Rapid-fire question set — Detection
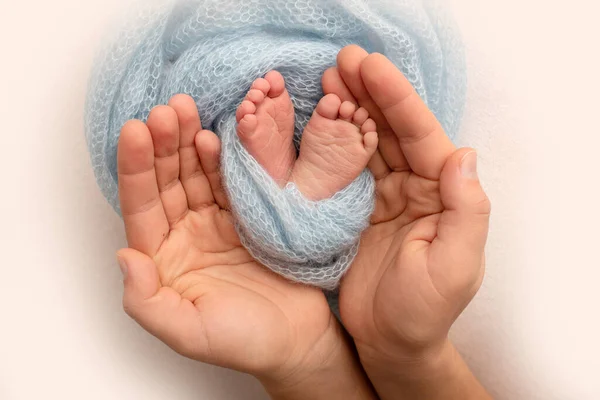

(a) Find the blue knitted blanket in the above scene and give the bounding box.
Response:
[85,0,465,290]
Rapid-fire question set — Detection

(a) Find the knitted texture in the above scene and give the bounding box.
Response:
[85,0,465,290]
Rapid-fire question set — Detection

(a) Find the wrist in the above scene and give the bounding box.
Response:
[258,316,377,400]
[358,337,454,380]
[357,336,451,377]
[357,339,491,400]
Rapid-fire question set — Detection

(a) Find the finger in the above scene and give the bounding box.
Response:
[146,105,188,225]
[117,248,209,360]
[118,120,169,256]
[429,149,491,297]
[336,45,409,172]
[367,148,391,180]
[360,53,456,180]
[167,94,216,210]
[322,67,356,103]
[195,130,229,210]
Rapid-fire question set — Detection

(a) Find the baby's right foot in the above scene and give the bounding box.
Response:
[236,71,296,185]
[290,94,378,201]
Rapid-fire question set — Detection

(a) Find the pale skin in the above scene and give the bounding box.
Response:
[236,70,378,200]
[116,45,492,399]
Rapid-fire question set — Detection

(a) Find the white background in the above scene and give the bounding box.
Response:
[0,0,598,399]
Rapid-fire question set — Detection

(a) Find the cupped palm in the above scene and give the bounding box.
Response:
[117,94,333,377]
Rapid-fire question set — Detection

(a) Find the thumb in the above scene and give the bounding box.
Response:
[438,148,491,253]
[428,149,491,299]
[116,248,208,359]
[117,248,161,305]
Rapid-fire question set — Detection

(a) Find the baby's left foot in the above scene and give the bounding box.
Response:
[236,71,296,185]
[290,94,378,200]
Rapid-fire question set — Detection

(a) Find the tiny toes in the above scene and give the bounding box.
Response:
[236,100,256,122]
[339,101,357,121]
[315,94,342,120]
[246,89,266,104]
[353,107,369,126]
[238,114,258,137]
[363,131,379,154]
[361,118,377,135]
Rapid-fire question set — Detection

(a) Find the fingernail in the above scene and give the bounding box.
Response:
[460,151,478,180]
[117,255,128,279]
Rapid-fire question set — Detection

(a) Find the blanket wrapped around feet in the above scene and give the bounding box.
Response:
[85,0,465,290]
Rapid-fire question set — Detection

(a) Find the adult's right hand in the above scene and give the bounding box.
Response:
[323,45,492,399]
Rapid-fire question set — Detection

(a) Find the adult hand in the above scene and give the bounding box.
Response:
[115,95,374,399]
[323,45,492,399]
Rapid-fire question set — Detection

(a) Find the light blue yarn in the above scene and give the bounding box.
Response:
[85,0,466,290]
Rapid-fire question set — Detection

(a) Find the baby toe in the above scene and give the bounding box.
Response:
[361,118,377,135]
[236,100,257,123]
[353,107,370,126]
[363,131,379,155]
[251,77,271,96]
[265,70,286,97]
[339,101,357,121]
[246,89,266,104]
[237,114,258,138]
[315,94,342,120]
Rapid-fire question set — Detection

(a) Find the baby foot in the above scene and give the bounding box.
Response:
[290,94,378,200]
[236,71,296,185]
